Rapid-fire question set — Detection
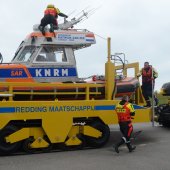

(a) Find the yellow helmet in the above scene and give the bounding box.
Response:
[47,4,55,8]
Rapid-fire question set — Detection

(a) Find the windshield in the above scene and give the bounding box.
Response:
[16,46,36,62]
[35,46,67,63]
[12,41,24,61]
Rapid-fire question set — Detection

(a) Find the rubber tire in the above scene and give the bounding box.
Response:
[85,121,110,148]
[0,125,21,155]
[162,121,170,128]
[22,138,37,154]
[42,136,53,153]
[23,137,52,154]
[59,134,86,151]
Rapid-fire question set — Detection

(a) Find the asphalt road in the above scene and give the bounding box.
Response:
[0,123,170,170]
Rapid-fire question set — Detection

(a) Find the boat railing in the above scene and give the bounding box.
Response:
[0,82,105,101]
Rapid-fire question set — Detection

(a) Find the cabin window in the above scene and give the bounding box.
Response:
[12,41,24,61]
[16,46,36,62]
[35,46,67,63]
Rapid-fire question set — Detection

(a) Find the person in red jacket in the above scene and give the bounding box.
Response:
[114,95,136,153]
[39,4,68,35]
[137,62,158,107]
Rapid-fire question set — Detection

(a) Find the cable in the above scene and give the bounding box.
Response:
[94,33,107,41]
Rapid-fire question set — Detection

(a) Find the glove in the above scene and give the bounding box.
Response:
[130,112,135,116]
[137,73,141,77]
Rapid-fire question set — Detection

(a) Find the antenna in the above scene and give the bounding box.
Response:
[58,7,98,30]
[0,53,3,63]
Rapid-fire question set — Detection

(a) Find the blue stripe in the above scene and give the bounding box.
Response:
[0,105,145,114]
[0,68,27,78]
[94,105,145,111]
[0,68,77,79]
[28,68,77,78]
[86,39,94,42]
[0,107,15,113]
[133,105,145,109]
[94,105,115,111]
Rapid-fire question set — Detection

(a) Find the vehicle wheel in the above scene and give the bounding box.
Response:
[162,121,170,128]
[69,134,86,150]
[22,138,36,154]
[42,136,53,153]
[42,144,53,153]
[0,125,21,155]
[85,121,110,148]
[59,134,86,151]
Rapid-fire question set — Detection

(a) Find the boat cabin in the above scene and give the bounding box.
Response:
[0,25,96,83]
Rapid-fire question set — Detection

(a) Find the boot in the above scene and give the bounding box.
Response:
[42,28,45,35]
[114,139,125,153]
[126,142,136,152]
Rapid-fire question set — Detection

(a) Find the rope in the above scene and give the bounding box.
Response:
[94,33,107,41]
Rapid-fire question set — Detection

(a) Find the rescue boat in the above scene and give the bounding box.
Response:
[85,75,139,97]
[0,16,139,100]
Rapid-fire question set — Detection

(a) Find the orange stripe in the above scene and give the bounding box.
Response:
[27,31,95,38]
[6,78,34,82]
[86,33,95,37]
[128,126,133,137]
[0,64,25,68]
[27,32,56,38]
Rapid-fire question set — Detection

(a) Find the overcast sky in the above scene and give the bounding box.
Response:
[0,0,170,90]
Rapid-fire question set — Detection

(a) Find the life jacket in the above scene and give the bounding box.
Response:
[142,67,152,83]
[116,102,131,122]
[44,8,57,17]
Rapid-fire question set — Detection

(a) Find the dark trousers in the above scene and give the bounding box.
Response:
[142,83,158,105]
[114,121,135,153]
[141,83,153,101]
[40,14,58,28]
[119,121,133,142]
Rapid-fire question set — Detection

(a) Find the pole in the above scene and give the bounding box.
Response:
[151,65,155,127]
[107,37,111,63]
[105,37,115,100]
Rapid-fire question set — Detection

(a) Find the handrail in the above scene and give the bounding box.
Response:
[114,62,139,77]
[0,82,104,88]
[0,82,104,101]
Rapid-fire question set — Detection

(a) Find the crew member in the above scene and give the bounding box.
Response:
[114,95,136,153]
[39,4,68,35]
[137,62,158,107]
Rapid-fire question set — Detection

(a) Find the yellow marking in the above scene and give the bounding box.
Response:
[116,109,126,113]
